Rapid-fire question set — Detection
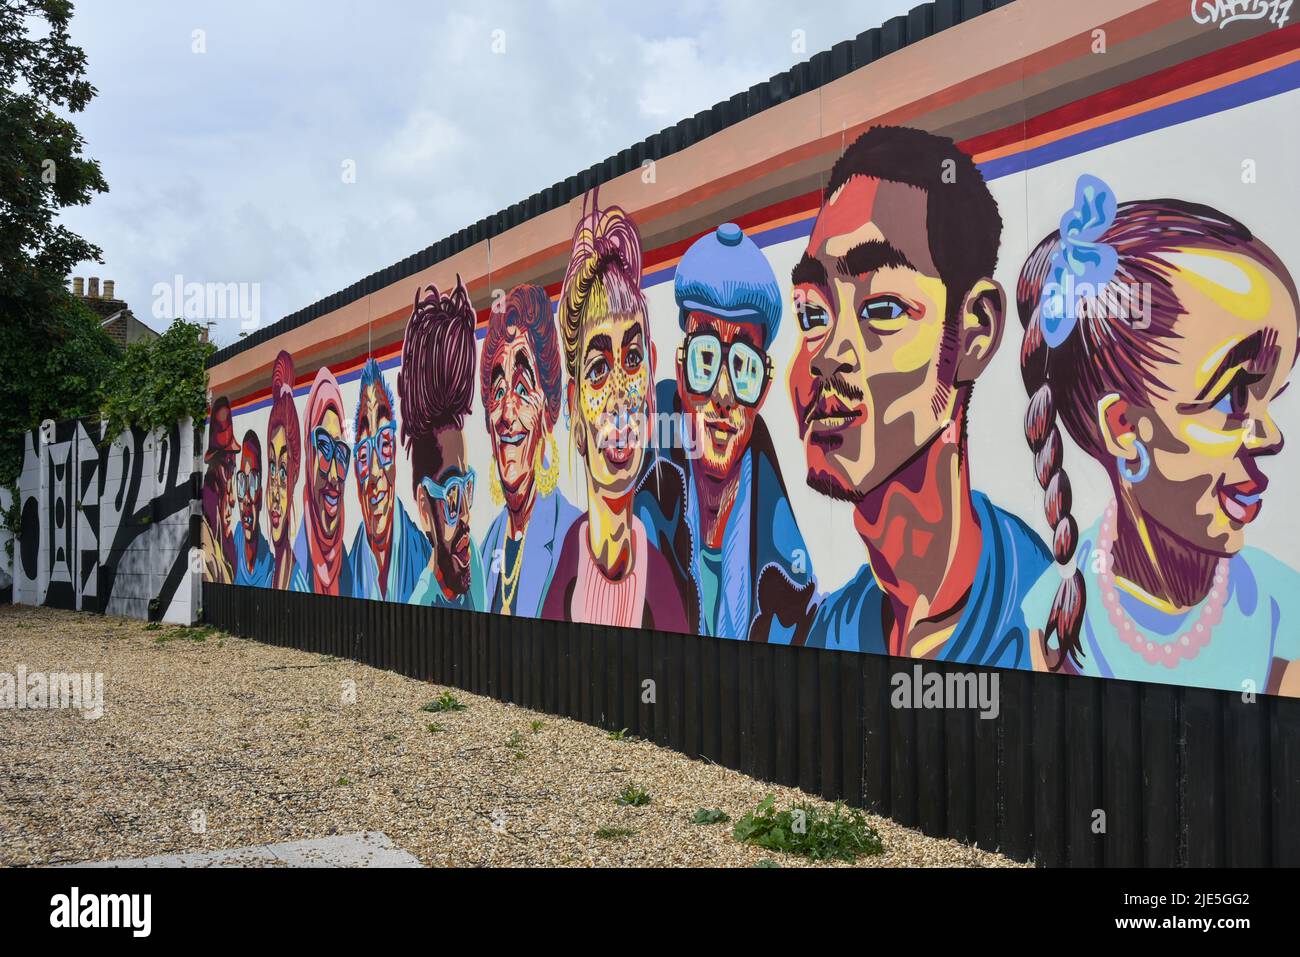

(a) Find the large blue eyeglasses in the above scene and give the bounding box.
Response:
[420,468,476,526]
[354,422,396,480]
[679,333,771,407]
[312,426,351,476]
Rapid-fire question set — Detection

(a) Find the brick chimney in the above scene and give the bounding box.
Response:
[88,277,100,299]
[72,277,84,297]
[103,279,116,300]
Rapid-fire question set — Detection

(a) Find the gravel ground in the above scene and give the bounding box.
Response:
[0,604,1024,868]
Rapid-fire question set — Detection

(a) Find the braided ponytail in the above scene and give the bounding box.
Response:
[1019,285,1084,669]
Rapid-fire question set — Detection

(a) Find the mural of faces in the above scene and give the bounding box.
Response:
[487,325,545,510]
[356,379,397,552]
[677,312,767,479]
[790,177,956,502]
[571,309,650,499]
[199,122,1300,700]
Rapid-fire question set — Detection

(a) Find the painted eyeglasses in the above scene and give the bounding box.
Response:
[420,468,476,526]
[312,426,351,476]
[234,470,261,499]
[354,422,396,480]
[681,332,770,407]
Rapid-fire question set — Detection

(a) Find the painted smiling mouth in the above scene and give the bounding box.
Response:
[498,431,527,446]
[1218,476,1266,524]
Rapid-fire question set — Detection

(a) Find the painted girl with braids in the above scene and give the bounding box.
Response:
[541,197,690,630]
[1019,174,1300,695]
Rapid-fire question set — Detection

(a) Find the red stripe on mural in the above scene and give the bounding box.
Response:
[963,23,1300,157]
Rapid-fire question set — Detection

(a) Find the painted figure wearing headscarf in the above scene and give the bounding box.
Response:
[292,365,352,596]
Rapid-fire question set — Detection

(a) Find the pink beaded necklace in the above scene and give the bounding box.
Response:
[1094,501,1229,668]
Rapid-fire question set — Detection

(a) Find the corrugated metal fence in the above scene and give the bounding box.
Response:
[203,581,1300,866]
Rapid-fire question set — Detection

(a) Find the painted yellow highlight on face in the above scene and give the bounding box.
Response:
[1164,248,1273,324]
[889,275,947,374]
[1181,421,1243,457]
[1196,336,1244,394]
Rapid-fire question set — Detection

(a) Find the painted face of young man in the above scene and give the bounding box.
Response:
[1101,250,1298,557]
[417,428,473,596]
[266,426,292,549]
[237,444,262,540]
[676,313,767,479]
[309,406,347,539]
[790,177,958,502]
[570,310,651,499]
[488,326,545,510]
[355,381,396,552]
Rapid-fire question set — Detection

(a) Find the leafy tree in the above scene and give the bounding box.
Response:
[0,0,107,307]
[0,290,117,484]
[100,320,216,443]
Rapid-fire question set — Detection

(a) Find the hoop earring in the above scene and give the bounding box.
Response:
[1118,440,1150,484]
[535,431,559,497]
[489,462,505,506]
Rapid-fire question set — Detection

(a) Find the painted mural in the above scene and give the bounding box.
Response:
[202,13,1300,699]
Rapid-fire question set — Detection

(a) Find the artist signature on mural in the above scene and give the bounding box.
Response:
[1191,0,1292,29]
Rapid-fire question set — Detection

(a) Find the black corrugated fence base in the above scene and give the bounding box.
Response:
[202,582,1299,867]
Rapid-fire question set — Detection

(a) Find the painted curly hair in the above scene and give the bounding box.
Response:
[397,275,477,488]
[479,284,564,433]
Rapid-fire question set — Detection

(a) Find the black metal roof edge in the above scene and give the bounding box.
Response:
[207,0,1014,371]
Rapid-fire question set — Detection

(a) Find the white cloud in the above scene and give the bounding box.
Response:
[58,0,920,348]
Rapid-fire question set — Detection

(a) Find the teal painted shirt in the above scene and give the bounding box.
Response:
[1021,513,1300,693]
[409,544,485,611]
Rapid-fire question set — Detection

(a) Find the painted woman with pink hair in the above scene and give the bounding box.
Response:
[291,364,352,596]
[265,350,302,589]
[1018,174,1300,695]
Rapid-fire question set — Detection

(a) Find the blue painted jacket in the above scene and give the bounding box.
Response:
[232,522,274,588]
[479,488,581,617]
[799,492,1051,667]
[635,378,812,640]
[348,498,430,603]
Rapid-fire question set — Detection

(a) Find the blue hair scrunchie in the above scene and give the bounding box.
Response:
[1039,173,1119,348]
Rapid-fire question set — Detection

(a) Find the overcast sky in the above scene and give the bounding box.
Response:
[60,0,918,347]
